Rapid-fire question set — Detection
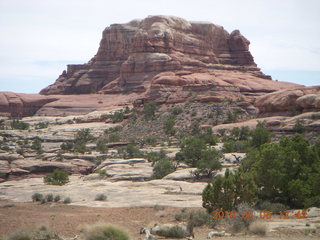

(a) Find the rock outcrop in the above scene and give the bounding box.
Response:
[0,92,58,117]
[40,15,300,104]
[255,86,320,115]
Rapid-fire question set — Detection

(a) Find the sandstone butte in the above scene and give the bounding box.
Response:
[1,15,319,117]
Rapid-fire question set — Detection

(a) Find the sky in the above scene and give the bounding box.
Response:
[0,0,319,93]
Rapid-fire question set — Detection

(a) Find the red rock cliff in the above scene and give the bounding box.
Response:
[40,15,284,97]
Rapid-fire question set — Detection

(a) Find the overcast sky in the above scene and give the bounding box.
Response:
[0,0,319,93]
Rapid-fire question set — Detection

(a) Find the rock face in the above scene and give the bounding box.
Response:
[0,92,57,117]
[40,15,300,103]
[255,86,320,115]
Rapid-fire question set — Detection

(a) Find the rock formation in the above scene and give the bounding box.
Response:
[40,15,300,105]
[0,92,58,117]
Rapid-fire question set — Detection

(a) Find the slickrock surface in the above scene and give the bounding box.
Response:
[0,176,206,208]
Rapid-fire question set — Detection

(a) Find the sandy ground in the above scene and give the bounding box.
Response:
[0,201,319,240]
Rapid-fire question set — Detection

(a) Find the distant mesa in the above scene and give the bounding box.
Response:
[39,15,299,101]
[2,16,316,117]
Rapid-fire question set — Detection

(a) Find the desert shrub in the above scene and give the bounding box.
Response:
[83,224,129,240]
[125,144,143,158]
[32,193,44,202]
[63,197,71,204]
[31,137,42,153]
[35,122,49,129]
[95,194,107,201]
[170,106,183,115]
[153,204,165,211]
[10,119,29,130]
[175,210,189,222]
[250,122,272,148]
[146,150,166,164]
[249,221,267,236]
[222,140,249,153]
[258,201,289,213]
[152,159,175,179]
[104,126,122,134]
[164,114,176,136]
[227,203,256,233]
[73,141,88,153]
[311,113,320,120]
[75,129,94,142]
[144,136,158,146]
[250,134,320,208]
[96,139,108,153]
[195,149,222,178]
[54,195,61,202]
[106,110,124,123]
[108,134,120,142]
[43,169,69,186]
[191,210,213,227]
[178,137,206,167]
[16,148,24,155]
[8,227,54,240]
[144,102,157,120]
[202,169,257,212]
[199,128,218,146]
[45,194,54,202]
[158,225,187,238]
[95,169,107,175]
[293,119,306,133]
[60,141,73,151]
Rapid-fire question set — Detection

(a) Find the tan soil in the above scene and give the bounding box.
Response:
[0,201,319,240]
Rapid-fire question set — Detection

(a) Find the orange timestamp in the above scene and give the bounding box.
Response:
[212,210,308,220]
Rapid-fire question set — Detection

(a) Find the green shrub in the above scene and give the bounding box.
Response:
[109,134,120,142]
[146,150,167,164]
[158,225,187,238]
[8,227,54,240]
[104,126,122,134]
[293,119,306,133]
[258,201,289,213]
[191,210,214,227]
[54,195,61,202]
[60,141,73,151]
[96,139,108,153]
[311,113,320,120]
[43,169,69,186]
[152,159,175,179]
[144,136,158,146]
[95,169,107,175]
[125,144,143,158]
[31,137,42,153]
[75,129,94,142]
[144,102,157,120]
[222,140,249,153]
[35,122,49,129]
[164,114,176,136]
[10,119,29,130]
[63,197,71,204]
[83,224,129,240]
[74,141,88,153]
[32,193,44,202]
[106,111,124,123]
[95,194,107,201]
[45,194,54,202]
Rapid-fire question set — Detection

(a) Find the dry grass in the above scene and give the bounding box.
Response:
[249,221,268,236]
[81,223,129,240]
